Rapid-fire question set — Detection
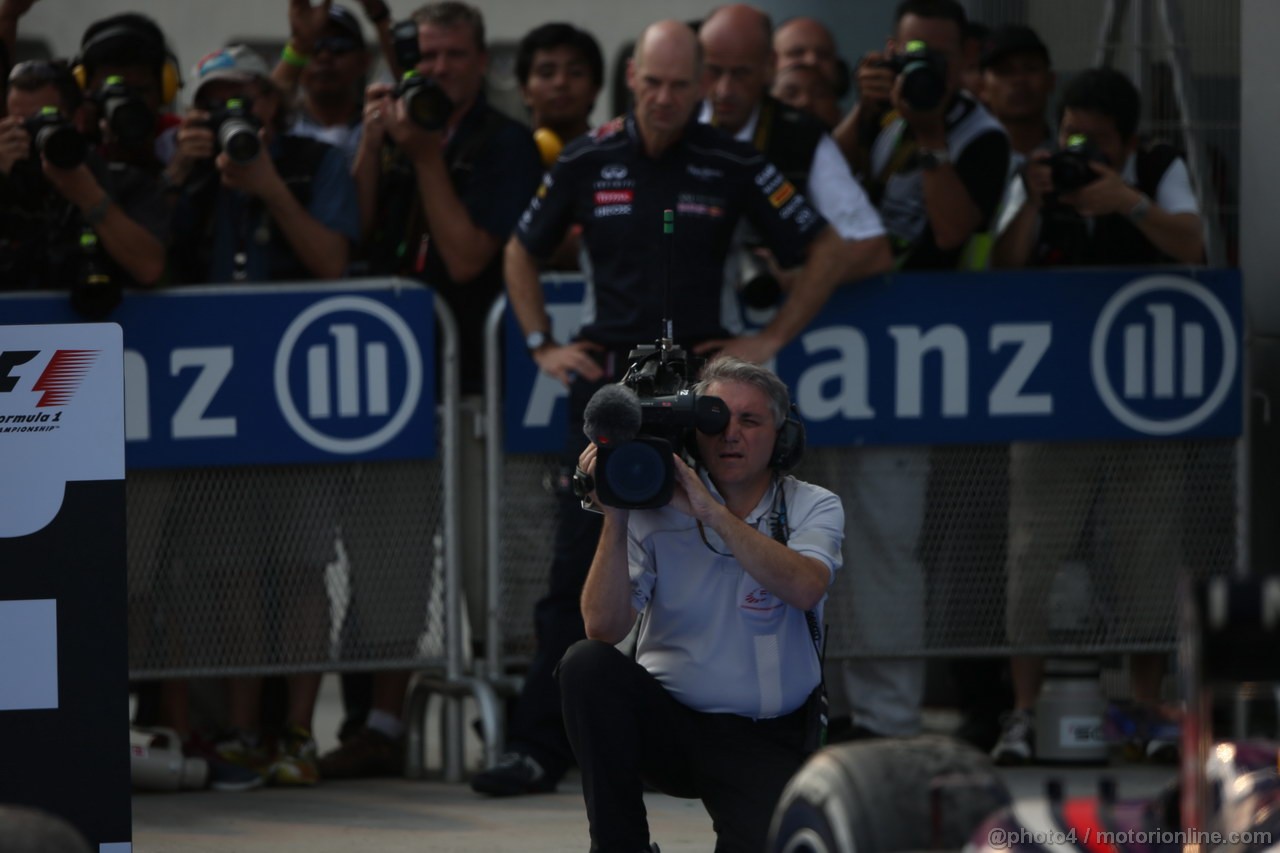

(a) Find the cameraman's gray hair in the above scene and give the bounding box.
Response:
[694,356,789,428]
[412,1,486,51]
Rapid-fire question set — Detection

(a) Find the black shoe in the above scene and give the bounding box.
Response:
[469,751,558,796]
[827,717,884,744]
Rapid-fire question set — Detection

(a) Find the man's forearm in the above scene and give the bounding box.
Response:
[757,226,848,355]
[414,151,500,283]
[921,163,982,250]
[991,202,1038,269]
[703,505,829,611]
[1136,208,1204,264]
[260,184,349,279]
[504,238,550,336]
[580,513,637,644]
[92,203,166,285]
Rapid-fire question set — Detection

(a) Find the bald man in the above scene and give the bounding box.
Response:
[774,16,844,90]
[698,3,888,330]
[482,19,850,804]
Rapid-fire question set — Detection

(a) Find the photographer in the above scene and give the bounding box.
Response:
[992,66,1204,268]
[0,59,166,306]
[477,19,847,798]
[989,66,1203,766]
[561,356,844,853]
[166,45,357,283]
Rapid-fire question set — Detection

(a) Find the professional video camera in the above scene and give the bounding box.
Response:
[878,40,948,112]
[576,341,730,510]
[24,106,87,170]
[1048,133,1108,194]
[205,98,262,164]
[390,19,454,131]
[94,75,154,149]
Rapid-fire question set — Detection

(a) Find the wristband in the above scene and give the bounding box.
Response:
[82,195,111,226]
[1127,193,1152,224]
[281,42,311,68]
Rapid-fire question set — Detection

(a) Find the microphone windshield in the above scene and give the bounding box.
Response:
[584,383,642,446]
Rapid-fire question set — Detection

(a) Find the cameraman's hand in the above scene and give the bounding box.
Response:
[669,453,720,524]
[576,443,625,519]
[1021,149,1054,210]
[42,161,100,209]
[856,51,894,106]
[286,0,331,55]
[361,83,394,144]
[387,95,446,164]
[892,73,946,142]
[217,129,287,200]
[1060,160,1141,219]
[534,340,604,386]
[168,109,215,187]
[693,333,781,366]
[0,117,30,176]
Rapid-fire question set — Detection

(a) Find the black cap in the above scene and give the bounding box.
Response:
[326,5,366,49]
[980,24,1050,70]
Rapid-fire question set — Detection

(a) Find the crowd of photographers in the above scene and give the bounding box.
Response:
[0,0,1205,823]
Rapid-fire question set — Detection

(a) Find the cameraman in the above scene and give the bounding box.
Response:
[562,356,844,853]
[479,19,847,798]
[992,66,1204,268]
[166,45,357,283]
[0,60,166,299]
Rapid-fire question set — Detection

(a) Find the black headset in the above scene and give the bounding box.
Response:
[72,15,182,105]
[686,403,806,472]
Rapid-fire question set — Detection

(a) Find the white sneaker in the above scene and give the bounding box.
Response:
[991,710,1034,765]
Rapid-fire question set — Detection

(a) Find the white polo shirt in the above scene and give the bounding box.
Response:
[627,473,844,720]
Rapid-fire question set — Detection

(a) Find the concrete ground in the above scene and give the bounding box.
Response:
[128,676,1180,852]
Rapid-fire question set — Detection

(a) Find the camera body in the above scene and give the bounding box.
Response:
[24,107,87,170]
[206,98,262,164]
[590,344,729,510]
[95,75,154,149]
[391,19,454,131]
[880,40,948,112]
[1047,134,1108,195]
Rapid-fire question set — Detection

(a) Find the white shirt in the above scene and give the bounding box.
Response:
[627,473,844,719]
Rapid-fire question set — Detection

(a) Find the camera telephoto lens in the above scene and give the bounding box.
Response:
[34,123,87,170]
[399,75,453,131]
[219,120,261,164]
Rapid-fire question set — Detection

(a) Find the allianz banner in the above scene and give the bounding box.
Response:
[1,280,436,468]
[504,269,1243,452]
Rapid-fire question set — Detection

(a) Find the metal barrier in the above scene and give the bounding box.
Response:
[3,280,497,782]
[483,269,1245,679]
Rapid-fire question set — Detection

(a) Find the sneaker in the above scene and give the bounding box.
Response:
[469,750,558,796]
[1105,702,1179,764]
[210,731,270,791]
[184,733,264,792]
[317,726,404,779]
[271,725,320,786]
[991,710,1034,765]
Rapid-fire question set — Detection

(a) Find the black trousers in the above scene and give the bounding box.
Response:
[559,639,810,853]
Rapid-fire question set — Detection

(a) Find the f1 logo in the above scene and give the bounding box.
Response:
[1090,275,1237,435]
[0,351,36,393]
[274,296,424,454]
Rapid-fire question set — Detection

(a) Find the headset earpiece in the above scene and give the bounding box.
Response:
[160,51,182,105]
[770,405,806,471]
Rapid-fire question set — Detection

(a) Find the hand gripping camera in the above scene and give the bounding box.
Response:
[578,343,730,510]
[391,19,454,131]
[24,106,87,170]
[206,98,262,164]
[1047,133,1108,194]
[880,39,948,112]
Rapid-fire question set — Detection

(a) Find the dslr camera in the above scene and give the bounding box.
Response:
[580,343,729,510]
[24,106,87,170]
[94,75,154,149]
[206,98,262,164]
[1047,133,1108,194]
[879,40,948,111]
[391,19,454,131]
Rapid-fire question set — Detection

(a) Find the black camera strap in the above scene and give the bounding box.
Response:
[767,479,826,669]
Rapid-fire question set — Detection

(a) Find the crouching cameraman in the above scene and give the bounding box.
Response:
[992,66,1204,268]
[561,356,845,853]
[0,60,166,314]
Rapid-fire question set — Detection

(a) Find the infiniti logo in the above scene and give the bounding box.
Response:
[601,164,627,180]
[1090,275,1237,435]
[274,296,423,453]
